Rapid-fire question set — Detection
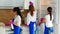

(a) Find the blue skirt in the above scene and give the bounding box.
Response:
[44,26,54,34]
[13,25,22,34]
[29,21,36,34]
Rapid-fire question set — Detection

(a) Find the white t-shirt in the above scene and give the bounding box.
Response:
[45,14,53,27]
[14,15,21,27]
[27,11,37,25]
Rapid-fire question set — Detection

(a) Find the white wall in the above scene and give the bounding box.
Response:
[0,0,24,6]
[0,0,24,9]
[58,0,60,34]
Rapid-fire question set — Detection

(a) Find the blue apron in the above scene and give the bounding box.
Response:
[44,24,54,34]
[29,21,36,34]
[13,25,22,34]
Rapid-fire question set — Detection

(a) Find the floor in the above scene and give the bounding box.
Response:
[0,23,58,34]
[0,26,13,34]
[5,26,13,34]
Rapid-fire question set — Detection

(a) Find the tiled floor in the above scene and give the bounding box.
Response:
[0,24,58,34]
[0,26,5,34]
[5,26,13,34]
[0,26,13,34]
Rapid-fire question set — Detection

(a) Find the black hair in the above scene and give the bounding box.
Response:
[29,5,34,10]
[13,7,22,18]
[47,7,52,20]
[29,5,35,16]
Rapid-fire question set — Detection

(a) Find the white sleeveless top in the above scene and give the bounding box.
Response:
[45,14,53,27]
[14,15,21,27]
[27,11,37,25]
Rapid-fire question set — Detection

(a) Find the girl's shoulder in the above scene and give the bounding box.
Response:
[27,12,30,16]
[34,10,37,13]
[15,15,21,19]
[45,14,50,18]
[45,14,49,16]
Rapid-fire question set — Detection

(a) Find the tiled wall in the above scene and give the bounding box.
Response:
[0,9,14,24]
[0,9,29,24]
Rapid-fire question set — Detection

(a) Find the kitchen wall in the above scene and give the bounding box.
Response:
[0,9,13,24]
[0,9,29,25]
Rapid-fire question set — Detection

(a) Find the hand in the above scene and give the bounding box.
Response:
[25,24,29,27]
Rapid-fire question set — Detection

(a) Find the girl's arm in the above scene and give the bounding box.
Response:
[38,18,46,25]
[27,13,30,26]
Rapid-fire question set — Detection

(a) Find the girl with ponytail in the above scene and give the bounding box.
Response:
[13,7,22,34]
[44,7,54,34]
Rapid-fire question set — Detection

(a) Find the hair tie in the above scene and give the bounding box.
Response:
[29,1,33,6]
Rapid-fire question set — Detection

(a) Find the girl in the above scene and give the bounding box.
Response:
[13,7,22,34]
[27,2,37,34]
[44,7,54,34]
